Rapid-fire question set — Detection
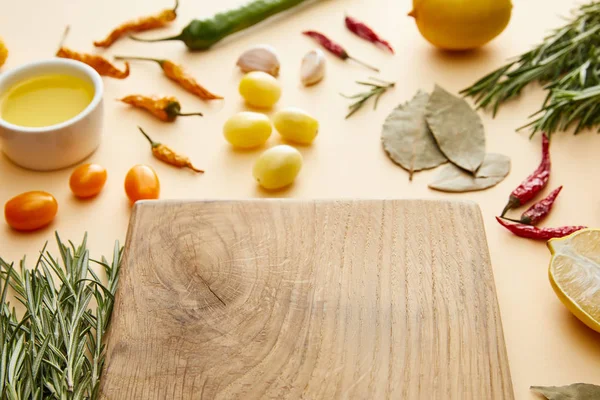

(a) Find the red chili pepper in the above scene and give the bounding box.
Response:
[501,134,550,217]
[303,30,379,72]
[496,217,585,241]
[345,16,394,54]
[503,186,563,225]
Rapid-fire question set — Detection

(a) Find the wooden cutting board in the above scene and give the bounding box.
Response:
[100,200,514,400]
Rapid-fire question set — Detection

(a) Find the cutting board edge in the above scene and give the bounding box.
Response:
[127,197,483,210]
[123,198,485,247]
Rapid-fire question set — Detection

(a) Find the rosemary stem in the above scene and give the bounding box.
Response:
[342,78,395,119]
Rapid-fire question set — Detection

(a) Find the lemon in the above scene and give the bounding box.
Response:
[409,0,512,50]
[548,228,600,333]
[0,37,8,68]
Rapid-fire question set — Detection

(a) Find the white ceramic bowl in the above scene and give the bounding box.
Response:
[0,59,103,171]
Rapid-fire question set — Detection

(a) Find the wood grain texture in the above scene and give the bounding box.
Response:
[100,199,514,400]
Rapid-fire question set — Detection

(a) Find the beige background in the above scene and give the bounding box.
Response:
[0,0,599,398]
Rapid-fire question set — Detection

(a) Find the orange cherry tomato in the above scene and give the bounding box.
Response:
[4,191,58,231]
[69,163,107,198]
[124,164,160,203]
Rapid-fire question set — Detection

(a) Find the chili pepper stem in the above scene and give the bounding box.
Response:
[500,196,520,217]
[172,0,179,13]
[138,126,159,148]
[498,216,523,224]
[57,26,71,52]
[129,34,183,43]
[114,56,164,65]
[177,112,204,117]
[347,55,379,72]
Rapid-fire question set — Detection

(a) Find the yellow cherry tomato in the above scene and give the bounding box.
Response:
[5,191,58,231]
[0,37,7,68]
[239,71,281,108]
[223,112,272,148]
[124,165,160,203]
[253,145,303,190]
[273,107,319,145]
[69,163,107,198]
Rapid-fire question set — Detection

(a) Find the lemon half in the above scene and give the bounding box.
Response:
[548,228,600,333]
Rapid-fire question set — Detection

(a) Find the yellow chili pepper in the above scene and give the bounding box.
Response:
[94,0,179,48]
[138,127,204,173]
[119,95,203,122]
[57,27,130,79]
[115,56,222,100]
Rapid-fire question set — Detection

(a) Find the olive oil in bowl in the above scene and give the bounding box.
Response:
[0,58,104,170]
[0,74,94,128]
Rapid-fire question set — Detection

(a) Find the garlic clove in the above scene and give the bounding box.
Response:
[301,49,326,86]
[237,45,280,77]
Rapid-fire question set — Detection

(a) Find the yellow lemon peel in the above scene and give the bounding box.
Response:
[409,0,512,50]
[548,228,600,333]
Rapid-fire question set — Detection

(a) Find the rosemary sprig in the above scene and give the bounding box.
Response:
[461,1,600,135]
[0,233,122,399]
[341,77,395,119]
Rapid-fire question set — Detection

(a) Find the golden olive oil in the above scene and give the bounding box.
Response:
[1,74,94,127]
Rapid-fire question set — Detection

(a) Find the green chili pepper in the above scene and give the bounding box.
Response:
[131,0,311,50]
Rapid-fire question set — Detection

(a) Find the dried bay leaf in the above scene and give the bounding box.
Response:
[381,91,447,179]
[531,383,600,400]
[426,84,486,173]
[428,153,510,192]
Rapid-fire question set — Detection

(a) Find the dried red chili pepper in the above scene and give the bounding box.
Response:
[56,27,130,79]
[94,0,179,48]
[504,186,563,225]
[500,134,550,217]
[496,217,585,241]
[302,31,379,72]
[344,16,394,54]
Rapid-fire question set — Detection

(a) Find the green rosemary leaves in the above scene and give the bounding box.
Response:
[341,77,395,119]
[461,1,600,136]
[0,233,121,399]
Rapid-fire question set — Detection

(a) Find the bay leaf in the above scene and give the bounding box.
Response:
[381,91,447,180]
[428,153,510,192]
[426,84,486,173]
[531,383,600,400]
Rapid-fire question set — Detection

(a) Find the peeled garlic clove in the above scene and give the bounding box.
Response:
[236,45,280,77]
[301,49,326,86]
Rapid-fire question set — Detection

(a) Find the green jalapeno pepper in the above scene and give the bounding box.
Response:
[132,0,311,50]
